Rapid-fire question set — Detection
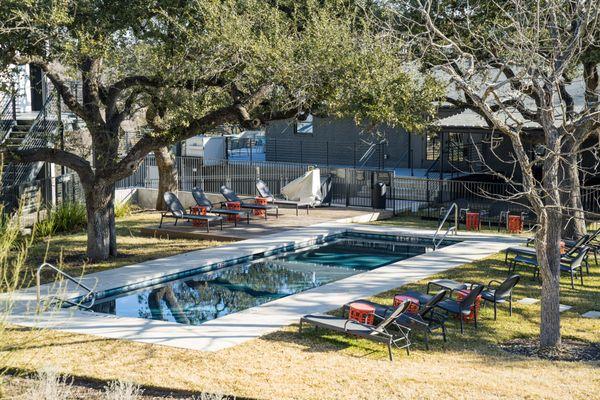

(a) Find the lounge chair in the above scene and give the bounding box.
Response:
[343,290,449,350]
[299,300,412,361]
[510,247,589,288]
[402,284,485,334]
[191,187,251,226]
[219,185,279,220]
[505,233,590,265]
[160,192,223,232]
[255,179,311,215]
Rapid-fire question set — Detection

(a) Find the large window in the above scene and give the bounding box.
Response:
[295,114,313,135]
[425,133,440,160]
[448,132,466,162]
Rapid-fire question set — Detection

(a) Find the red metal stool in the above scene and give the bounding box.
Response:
[393,294,420,314]
[456,289,482,322]
[254,197,267,217]
[466,212,480,231]
[189,205,208,227]
[507,215,523,233]
[226,201,241,223]
[348,302,375,325]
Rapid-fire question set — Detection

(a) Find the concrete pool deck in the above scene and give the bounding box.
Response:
[4,223,524,352]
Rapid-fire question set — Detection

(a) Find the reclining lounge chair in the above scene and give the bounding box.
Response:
[255,179,311,216]
[343,290,449,350]
[192,187,251,226]
[300,300,412,361]
[160,192,223,232]
[220,185,279,219]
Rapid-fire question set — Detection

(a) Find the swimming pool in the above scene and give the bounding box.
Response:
[89,233,459,325]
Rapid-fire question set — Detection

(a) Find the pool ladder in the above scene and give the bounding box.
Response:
[432,202,458,250]
[36,262,97,311]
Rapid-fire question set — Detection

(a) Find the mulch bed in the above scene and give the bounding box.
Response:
[499,338,600,362]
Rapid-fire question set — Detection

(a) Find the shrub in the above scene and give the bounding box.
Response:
[103,380,142,400]
[114,201,133,219]
[25,366,73,400]
[35,202,87,237]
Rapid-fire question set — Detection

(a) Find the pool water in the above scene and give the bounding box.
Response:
[90,234,453,325]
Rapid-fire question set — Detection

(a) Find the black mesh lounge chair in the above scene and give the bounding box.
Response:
[343,290,449,350]
[505,233,590,265]
[191,188,250,226]
[300,300,412,361]
[510,248,589,288]
[480,274,521,320]
[219,185,279,220]
[160,192,223,232]
[402,284,485,334]
[255,179,311,216]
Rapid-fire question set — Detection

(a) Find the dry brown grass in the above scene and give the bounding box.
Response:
[1,253,599,400]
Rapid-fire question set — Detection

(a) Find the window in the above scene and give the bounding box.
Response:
[295,114,313,135]
[448,132,466,162]
[425,133,440,160]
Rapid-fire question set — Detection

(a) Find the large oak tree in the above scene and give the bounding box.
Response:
[0,0,441,260]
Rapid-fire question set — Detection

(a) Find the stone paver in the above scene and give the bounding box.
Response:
[581,311,600,319]
[517,297,539,305]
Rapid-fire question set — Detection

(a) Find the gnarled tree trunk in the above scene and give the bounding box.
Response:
[154,146,179,211]
[562,140,587,239]
[84,181,117,261]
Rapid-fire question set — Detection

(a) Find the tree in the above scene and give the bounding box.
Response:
[154,146,178,211]
[0,0,441,260]
[390,0,600,348]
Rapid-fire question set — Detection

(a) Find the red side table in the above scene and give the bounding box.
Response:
[456,289,482,322]
[393,295,420,314]
[226,201,241,222]
[189,205,208,227]
[466,212,480,231]
[348,302,375,325]
[507,215,523,233]
[254,197,267,217]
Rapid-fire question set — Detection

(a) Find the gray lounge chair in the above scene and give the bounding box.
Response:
[191,187,251,226]
[219,185,278,219]
[299,300,412,361]
[403,284,485,334]
[343,289,449,350]
[510,247,589,288]
[255,179,310,216]
[160,192,223,232]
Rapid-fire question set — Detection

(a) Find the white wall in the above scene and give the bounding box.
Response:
[135,188,225,209]
[182,135,225,165]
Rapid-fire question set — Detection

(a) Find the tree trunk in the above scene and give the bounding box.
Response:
[84,181,117,262]
[154,146,179,211]
[536,209,562,349]
[562,142,587,239]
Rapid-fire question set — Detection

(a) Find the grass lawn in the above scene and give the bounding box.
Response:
[10,211,227,289]
[2,249,598,399]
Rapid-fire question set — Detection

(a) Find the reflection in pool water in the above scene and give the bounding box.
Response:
[91,235,449,325]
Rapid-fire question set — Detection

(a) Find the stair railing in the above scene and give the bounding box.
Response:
[0,94,16,144]
[36,262,97,311]
[432,202,458,250]
[2,92,59,187]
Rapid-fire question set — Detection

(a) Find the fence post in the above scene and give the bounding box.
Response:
[300,141,303,163]
[326,141,329,166]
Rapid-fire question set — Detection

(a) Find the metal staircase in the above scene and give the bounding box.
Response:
[1,93,60,212]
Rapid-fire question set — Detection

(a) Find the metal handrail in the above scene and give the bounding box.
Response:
[36,262,97,310]
[433,202,458,250]
[0,95,16,144]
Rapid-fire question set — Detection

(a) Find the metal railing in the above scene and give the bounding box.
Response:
[36,262,97,311]
[432,202,458,250]
[2,92,59,187]
[0,94,16,144]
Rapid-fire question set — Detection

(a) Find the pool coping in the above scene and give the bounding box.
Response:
[4,222,524,352]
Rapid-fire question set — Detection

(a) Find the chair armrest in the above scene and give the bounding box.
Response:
[486,279,503,289]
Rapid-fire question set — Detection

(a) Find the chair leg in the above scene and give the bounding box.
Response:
[388,342,393,361]
[493,302,497,320]
[442,324,447,342]
[206,221,210,233]
[424,332,430,350]
[570,271,575,289]
[474,308,478,329]
[509,295,513,316]
[580,268,584,286]
[460,315,464,334]
[159,214,164,228]
[174,218,178,226]
[299,320,303,333]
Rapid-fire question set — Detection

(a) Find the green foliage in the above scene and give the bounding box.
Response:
[35,202,87,238]
[114,201,134,219]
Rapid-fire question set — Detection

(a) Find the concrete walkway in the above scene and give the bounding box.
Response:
[5,222,523,352]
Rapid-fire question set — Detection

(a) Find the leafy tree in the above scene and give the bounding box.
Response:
[0,0,441,260]
[389,0,600,349]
